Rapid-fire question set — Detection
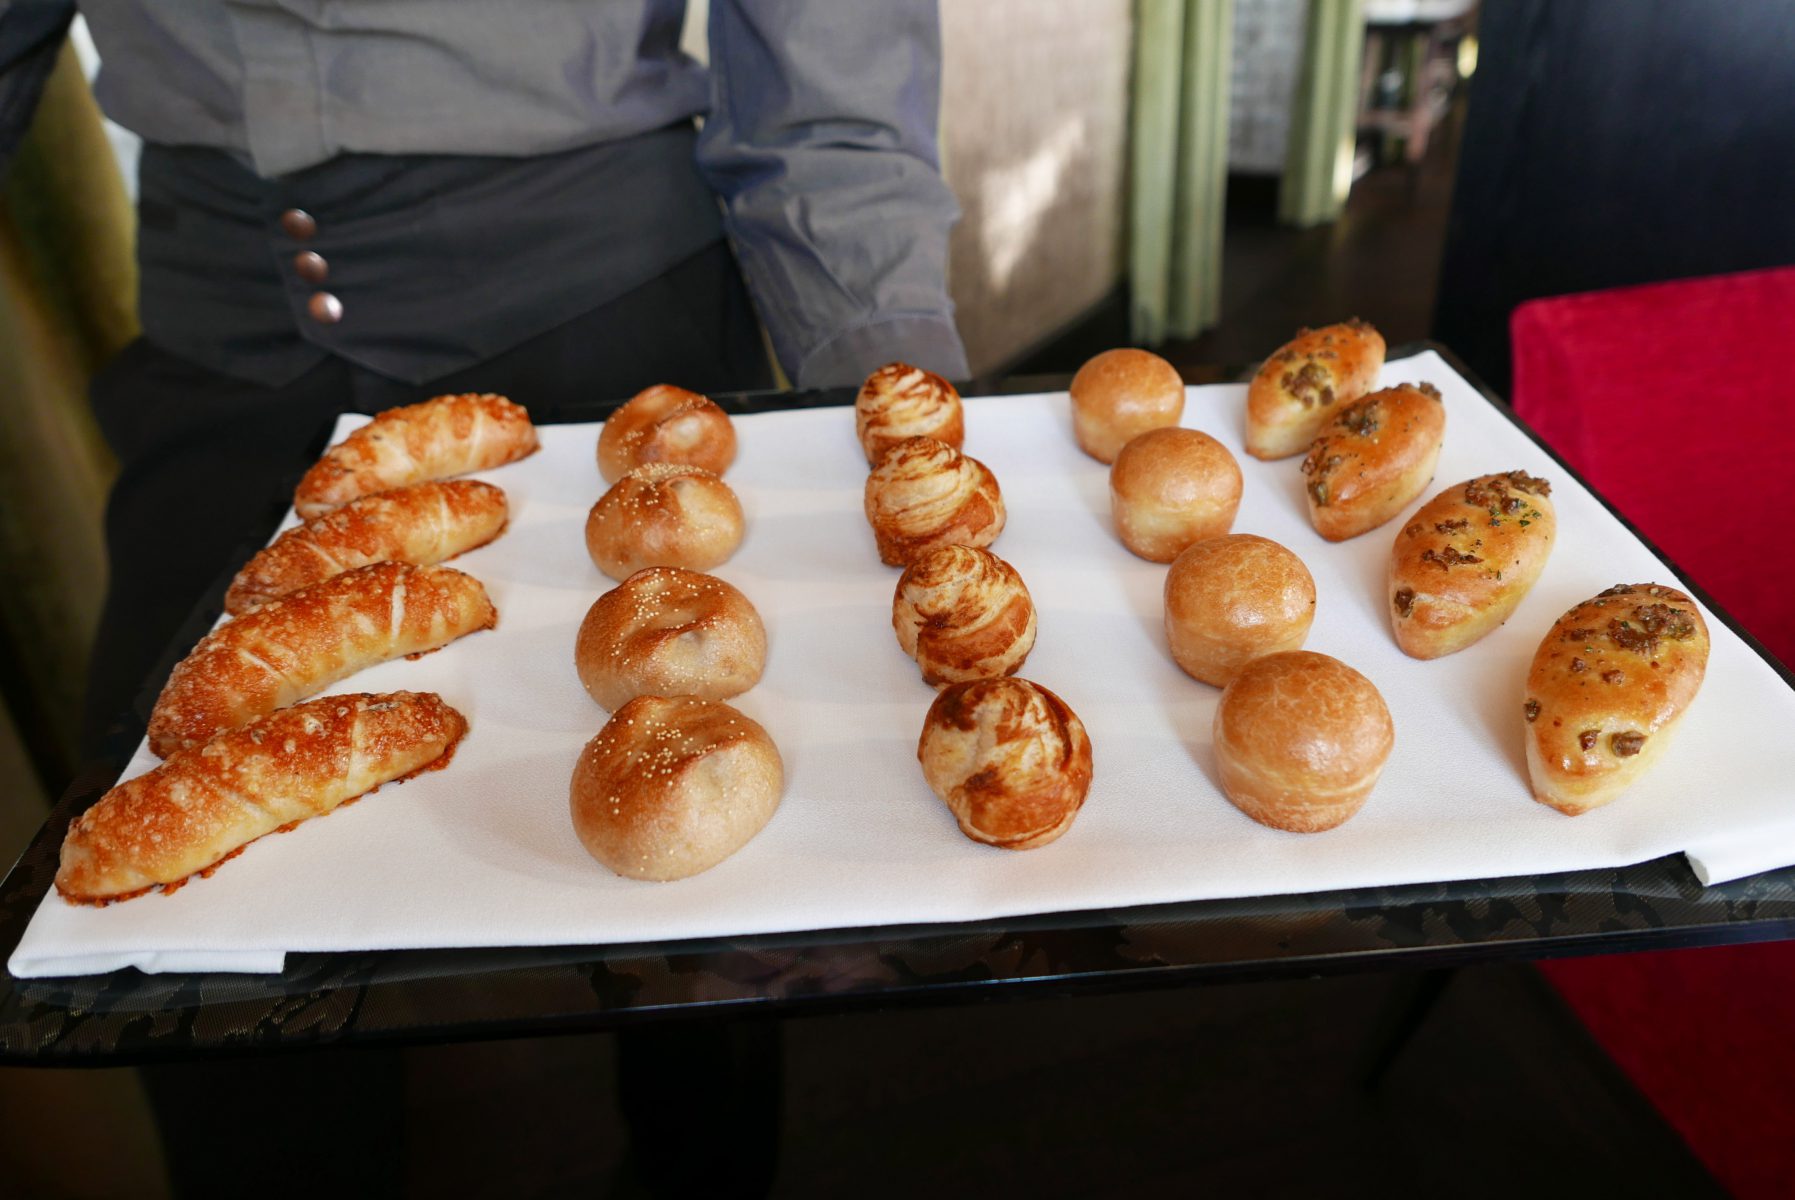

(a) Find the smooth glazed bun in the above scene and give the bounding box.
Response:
[1213,651,1394,832]
[570,695,783,881]
[1390,471,1556,659]
[893,545,1036,687]
[856,363,964,465]
[918,678,1092,850]
[597,384,737,484]
[575,567,767,711]
[1301,382,1446,542]
[1109,427,1243,562]
[1069,348,1185,463]
[1524,584,1708,815]
[864,437,1005,566]
[1245,320,1384,460]
[585,463,745,581]
[1164,534,1316,687]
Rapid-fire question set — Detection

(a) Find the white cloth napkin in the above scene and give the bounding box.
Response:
[13,350,1795,977]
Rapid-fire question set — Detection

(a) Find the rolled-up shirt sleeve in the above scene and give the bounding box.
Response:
[696,0,970,389]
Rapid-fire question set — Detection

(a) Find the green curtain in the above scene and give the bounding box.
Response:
[1279,0,1366,227]
[1129,0,1232,345]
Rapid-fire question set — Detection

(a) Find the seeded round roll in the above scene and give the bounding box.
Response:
[585,463,745,581]
[598,384,737,483]
[570,695,783,881]
[575,567,767,711]
[856,362,964,465]
[1164,534,1316,687]
[863,437,1005,566]
[1069,348,1185,463]
[1109,427,1242,562]
[892,545,1036,687]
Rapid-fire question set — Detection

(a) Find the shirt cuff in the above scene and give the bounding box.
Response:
[794,315,971,390]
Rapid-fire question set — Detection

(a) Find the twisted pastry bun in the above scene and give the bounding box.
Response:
[59,692,467,904]
[226,480,508,615]
[1164,534,1316,687]
[585,463,745,582]
[918,678,1093,850]
[1245,319,1384,460]
[294,392,537,518]
[856,362,964,464]
[1301,382,1446,542]
[1109,427,1242,562]
[571,695,783,881]
[148,562,495,758]
[1069,348,1185,463]
[863,437,1005,566]
[598,384,737,484]
[892,546,1036,687]
[575,567,767,711]
[1214,651,1394,832]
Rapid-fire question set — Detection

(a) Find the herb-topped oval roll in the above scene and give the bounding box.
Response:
[1300,382,1446,542]
[1245,319,1384,460]
[1388,471,1556,658]
[1524,584,1709,815]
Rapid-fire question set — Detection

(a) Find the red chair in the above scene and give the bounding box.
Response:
[1510,266,1795,1200]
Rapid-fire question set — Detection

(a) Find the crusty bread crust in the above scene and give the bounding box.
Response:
[1069,348,1185,464]
[226,480,508,615]
[1388,472,1555,659]
[1300,382,1446,542]
[892,545,1036,687]
[598,384,737,484]
[148,562,495,758]
[863,437,1005,566]
[856,363,964,465]
[1524,584,1708,814]
[1245,320,1385,460]
[58,692,467,903]
[294,393,537,519]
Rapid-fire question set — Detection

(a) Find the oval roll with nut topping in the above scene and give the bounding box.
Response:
[1389,471,1556,658]
[1524,584,1709,815]
[1301,382,1445,542]
[1246,320,1384,460]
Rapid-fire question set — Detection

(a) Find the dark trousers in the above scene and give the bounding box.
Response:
[82,239,772,759]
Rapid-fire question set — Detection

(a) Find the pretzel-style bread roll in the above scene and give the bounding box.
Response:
[856,363,964,465]
[864,437,1005,566]
[294,393,538,518]
[1524,584,1709,815]
[892,545,1037,687]
[598,384,737,483]
[1389,471,1555,659]
[58,692,467,904]
[1300,382,1446,541]
[225,480,509,615]
[148,562,496,758]
[1246,320,1384,460]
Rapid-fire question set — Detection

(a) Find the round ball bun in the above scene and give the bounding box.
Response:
[918,678,1092,850]
[893,545,1036,687]
[1069,348,1185,463]
[1164,534,1315,686]
[570,695,783,881]
[585,463,744,582]
[1213,651,1393,832]
[864,437,1005,566]
[575,567,767,711]
[1109,427,1243,562]
[856,363,964,464]
[598,385,737,484]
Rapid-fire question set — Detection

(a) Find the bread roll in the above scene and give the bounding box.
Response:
[570,695,783,881]
[1109,427,1242,562]
[575,567,766,711]
[147,562,495,758]
[294,393,538,518]
[1300,382,1446,542]
[1164,534,1316,686]
[856,362,964,465]
[1389,471,1556,659]
[918,678,1092,850]
[1245,320,1385,460]
[58,692,467,903]
[1069,348,1185,463]
[1213,651,1393,832]
[597,384,737,484]
[1524,584,1709,815]
[892,545,1036,687]
[585,463,745,582]
[225,480,509,615]
[864,437,1005,566]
